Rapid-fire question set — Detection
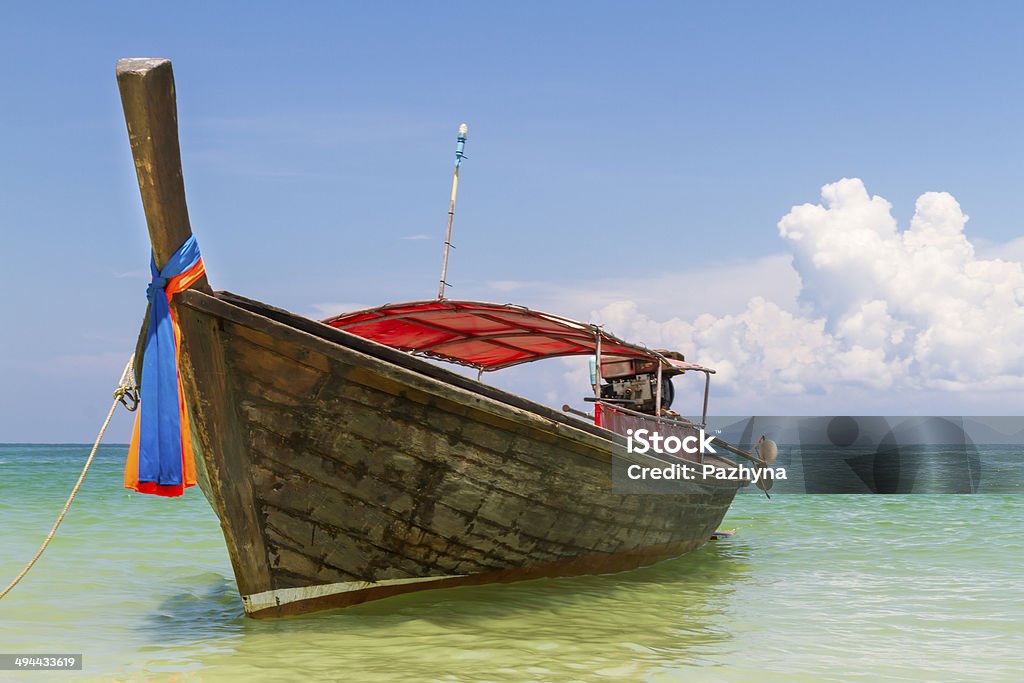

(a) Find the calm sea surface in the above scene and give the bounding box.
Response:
[1,444,1021,682]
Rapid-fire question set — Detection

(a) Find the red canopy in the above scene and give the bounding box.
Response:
[323,300,701,372]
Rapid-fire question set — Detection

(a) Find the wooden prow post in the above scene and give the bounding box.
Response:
[116,57,210,290]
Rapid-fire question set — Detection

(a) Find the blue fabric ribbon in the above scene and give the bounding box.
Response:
[138,235,202,486]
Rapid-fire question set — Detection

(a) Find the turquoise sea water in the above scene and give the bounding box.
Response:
[1,444,1021,682]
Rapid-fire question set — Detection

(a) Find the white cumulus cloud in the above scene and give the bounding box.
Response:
[589,178,1024,411]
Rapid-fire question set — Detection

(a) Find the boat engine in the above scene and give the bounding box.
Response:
[598,358,676,415]
[600,374,673,414]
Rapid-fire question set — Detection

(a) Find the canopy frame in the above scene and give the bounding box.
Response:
[323,299,714,375]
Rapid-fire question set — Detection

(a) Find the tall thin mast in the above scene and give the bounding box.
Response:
[437,123,468,299]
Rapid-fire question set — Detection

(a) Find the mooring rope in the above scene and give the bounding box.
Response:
[0,355,137,602]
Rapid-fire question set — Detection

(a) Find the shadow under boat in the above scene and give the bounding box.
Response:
[141,536,754,655]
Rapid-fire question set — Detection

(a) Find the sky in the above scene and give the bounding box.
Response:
[2,2,1023,441]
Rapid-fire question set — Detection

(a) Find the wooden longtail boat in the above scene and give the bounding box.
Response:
[116,58,771,618]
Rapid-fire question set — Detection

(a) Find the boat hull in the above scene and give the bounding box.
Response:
[173,290,743,618]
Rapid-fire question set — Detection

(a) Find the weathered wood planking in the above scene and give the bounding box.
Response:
[174,289,741,617]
